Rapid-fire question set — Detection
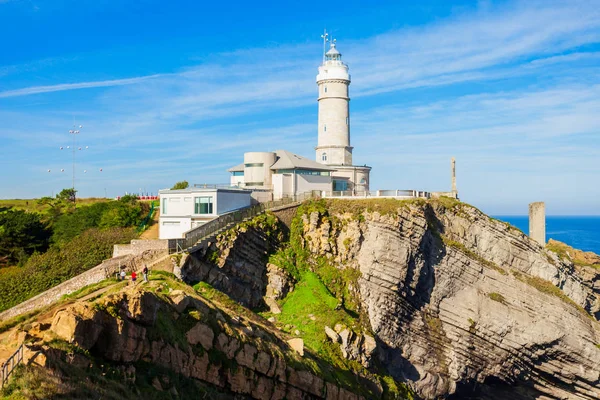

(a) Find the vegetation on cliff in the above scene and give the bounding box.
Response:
[0,194,150,312]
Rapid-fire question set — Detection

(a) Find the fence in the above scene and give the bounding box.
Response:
[137,201,156,233]
[168,192,317,253]
[323,189,431,198]
[1,343,24,388]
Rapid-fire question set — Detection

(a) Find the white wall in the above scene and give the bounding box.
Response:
[159,188,251,239]
[159,217,191,239]
[296,174,332,195]
[230,175,244,187]
[216,190,252,214]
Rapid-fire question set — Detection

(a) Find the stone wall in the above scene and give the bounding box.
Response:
[270,204,300,229]
[0,256,132,322]
[113,239,169,258]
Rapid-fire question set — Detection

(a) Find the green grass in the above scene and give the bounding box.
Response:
[60,278,121,301]
[512,271,592,319]
[0,197,109,214]
[546,241,600,270]
[488,292,506,304]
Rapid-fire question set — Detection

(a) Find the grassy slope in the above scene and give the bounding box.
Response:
[0,198,110,213]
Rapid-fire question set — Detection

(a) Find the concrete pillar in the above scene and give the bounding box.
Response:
[451,157,457,195]
[529,202,546,245]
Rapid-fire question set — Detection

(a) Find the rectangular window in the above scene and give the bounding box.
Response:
[333,180,348,191]
[162,199,167,215]
[245,182,264,186]
[244,163,264,167]
[162,221,180,226]
[169,197,181,202]
[184,197,192,202]
[194,197,213,214]
[276,169,330,176]
[232,171,244,176]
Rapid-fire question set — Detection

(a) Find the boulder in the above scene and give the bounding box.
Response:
[287,338,304,356]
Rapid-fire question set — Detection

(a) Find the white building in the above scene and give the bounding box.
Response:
[228,150,334,199]
[228,40,371,197]
[159,187,251,239]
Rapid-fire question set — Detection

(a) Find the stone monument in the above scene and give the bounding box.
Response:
[529,202,546,245]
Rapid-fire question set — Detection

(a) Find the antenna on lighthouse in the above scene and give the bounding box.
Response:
[320,29,329,63]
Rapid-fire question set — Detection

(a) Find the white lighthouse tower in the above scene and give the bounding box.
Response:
[316,33,371,193]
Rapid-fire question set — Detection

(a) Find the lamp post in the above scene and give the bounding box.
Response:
[68,125,82,193]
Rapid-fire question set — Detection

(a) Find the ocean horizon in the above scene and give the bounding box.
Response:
[493,215,600,255]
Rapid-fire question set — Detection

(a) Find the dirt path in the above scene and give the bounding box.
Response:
[140,209,159,240]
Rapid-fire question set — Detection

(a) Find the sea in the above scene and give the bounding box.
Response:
[493,216,600,255]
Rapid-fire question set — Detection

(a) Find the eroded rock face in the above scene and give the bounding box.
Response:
[47,284,366,400]
[300,201,600,399]
[181,218,284,308]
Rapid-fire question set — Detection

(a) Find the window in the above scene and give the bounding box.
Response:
[244,163,264,167]
[245,182,264,186]
[324,86,327,93]
[169,197,181,202]
[322,152,327,162]
[184,197,192,202]
[162,221,180,226]
[324,124,327,132]
[275,169,330,176]
[232,171,244,176]
[346,117,349,125]
[333,179,348,191]
[194,197,213,214]
[162,199,167,215]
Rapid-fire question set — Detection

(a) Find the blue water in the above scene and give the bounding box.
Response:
[493,216,600,255]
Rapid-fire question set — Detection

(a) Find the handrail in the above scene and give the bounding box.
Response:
[137,201,156,233]
[1,343,24,388]
[169,191,317,253]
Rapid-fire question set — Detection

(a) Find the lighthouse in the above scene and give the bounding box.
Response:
[315,34,371,192]
[316,40,352,166]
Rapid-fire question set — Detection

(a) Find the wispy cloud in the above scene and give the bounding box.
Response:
[1,0,600,213]
[0,74,164,98]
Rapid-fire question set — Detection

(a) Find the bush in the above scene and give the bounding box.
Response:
[171,180,189,190]
[0,210,51,266]
[0,227,137,312]
[51,199,146,245]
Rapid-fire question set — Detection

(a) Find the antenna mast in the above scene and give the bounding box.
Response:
[320,29,329,63]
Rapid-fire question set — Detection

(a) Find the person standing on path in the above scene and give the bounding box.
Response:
[120,269,126,281]
[143,265,149,282]
[131,271,137,283]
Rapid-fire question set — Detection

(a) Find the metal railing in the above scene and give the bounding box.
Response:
[323,189,431,198]
[1,343,24,388]
[168,191,317,253]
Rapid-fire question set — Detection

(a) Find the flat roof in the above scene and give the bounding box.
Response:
[158,187,251,194]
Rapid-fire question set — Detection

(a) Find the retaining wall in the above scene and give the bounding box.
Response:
[0,256,132,322]
[113,239,169,258]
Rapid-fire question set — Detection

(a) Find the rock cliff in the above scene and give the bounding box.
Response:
[7,276,383,399]
[4,198,600,400]
[293,199,600,399]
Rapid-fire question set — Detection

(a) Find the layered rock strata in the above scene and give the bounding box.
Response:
[298,200,600,399]
[42,284,368,400]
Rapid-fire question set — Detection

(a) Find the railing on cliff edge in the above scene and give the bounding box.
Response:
[1,343,24,388]
[168,191,317,253]
[136,201,156,233]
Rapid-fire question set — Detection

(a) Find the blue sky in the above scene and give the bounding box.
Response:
[1,0,599,215]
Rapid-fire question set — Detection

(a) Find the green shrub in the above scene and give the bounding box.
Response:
[488,292,506,304]
[0,209,51,266]
[0,227,137,312]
